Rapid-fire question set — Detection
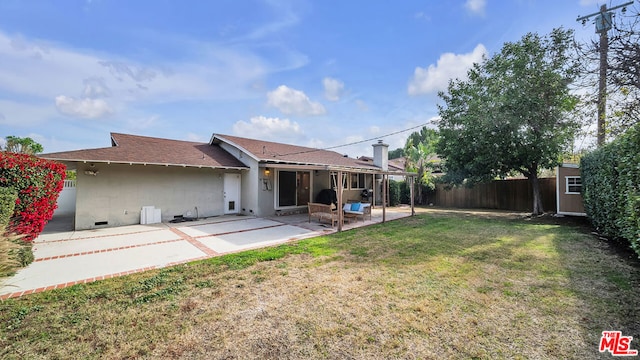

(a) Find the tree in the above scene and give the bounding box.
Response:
[437,28,580,215]
[607,7,640,133]
[2,136,43,154]
[574,7,640,141]
[388,148,404,159]
[404,127,438,205]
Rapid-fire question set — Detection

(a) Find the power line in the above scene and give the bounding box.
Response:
[276,122,432,157]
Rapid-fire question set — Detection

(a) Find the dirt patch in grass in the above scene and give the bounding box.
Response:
[1,210,639,359]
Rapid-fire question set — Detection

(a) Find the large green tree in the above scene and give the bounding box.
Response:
[2,136,43,154]
[437,28,580,215]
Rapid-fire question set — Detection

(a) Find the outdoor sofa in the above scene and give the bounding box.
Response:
[343,202,371,222]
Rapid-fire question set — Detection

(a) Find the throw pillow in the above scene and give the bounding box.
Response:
[350,203,361,211]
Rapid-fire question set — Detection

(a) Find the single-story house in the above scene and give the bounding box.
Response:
[358,156,406,181]
[41,133,415,230]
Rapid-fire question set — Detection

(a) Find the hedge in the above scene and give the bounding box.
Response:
[0,187,17,226]
[387,180,414,206]
[0,152,66,241]
[581,123,640,257]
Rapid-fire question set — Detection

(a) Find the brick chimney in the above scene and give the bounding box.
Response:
[372,140,389,171]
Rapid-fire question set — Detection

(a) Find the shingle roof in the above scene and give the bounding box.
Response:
[358,156,406,172]
[212,134,385,172]
[40,133,248,169]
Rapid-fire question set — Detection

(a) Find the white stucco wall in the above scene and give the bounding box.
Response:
[217,142,262,216]
[74,163,230,230]
[257,167,275,216]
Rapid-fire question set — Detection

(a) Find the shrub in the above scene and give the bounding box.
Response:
[0,152,66,241]
[581,123,640,257]
[0,187,17,225]
[389,180,401,206]
[0,225,29,278]
[387,180,423,206]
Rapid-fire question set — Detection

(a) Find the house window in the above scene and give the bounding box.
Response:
[566,176,582,194]
[350,173,366,189]
[331,172,348,190]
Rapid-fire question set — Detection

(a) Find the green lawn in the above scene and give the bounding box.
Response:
[1,210,639,359]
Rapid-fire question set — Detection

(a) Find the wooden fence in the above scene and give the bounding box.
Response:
[433,178,556,212]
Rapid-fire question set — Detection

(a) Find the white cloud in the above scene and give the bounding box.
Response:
[355,99,369,112]
[323,77,344,101]
[266,85,326,116]
[0,99,56,126]
[82,77,111,98]
[465,0,486,16]
[55,95,113,119]
[408,44,487,95]
[232,115,303,142]
[414,12,431,21]
[126,115,158,130]
[185,132,208,143]
[0,30,273,118]
[579,0,602,6]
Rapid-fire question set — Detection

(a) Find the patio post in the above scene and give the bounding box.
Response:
[337,170,343,232]
[410,175,415,216]
[382,173,387,223]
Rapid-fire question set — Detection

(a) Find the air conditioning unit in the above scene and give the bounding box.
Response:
[140,206,161,224]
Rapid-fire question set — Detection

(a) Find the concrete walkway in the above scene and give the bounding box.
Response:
[0,208,412,299]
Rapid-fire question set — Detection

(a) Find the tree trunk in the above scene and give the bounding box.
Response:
[529,170,544,216]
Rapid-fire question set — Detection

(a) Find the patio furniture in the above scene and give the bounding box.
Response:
[308,202,339,227]
[343,202,371,222]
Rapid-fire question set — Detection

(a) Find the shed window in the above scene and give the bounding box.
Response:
[566,176,582,194]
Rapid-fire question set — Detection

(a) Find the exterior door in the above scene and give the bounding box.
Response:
[223,173,241,214]
[297,172,310,206]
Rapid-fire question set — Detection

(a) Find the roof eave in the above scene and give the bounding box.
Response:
[211,134,261,162]
[40,157,249,170]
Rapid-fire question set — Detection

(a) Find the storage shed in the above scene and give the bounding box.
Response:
[556,164,586,216]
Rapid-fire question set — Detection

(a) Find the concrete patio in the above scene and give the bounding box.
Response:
[0,206,413,299]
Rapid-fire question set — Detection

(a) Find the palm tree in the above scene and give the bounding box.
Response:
[404,128,438,205]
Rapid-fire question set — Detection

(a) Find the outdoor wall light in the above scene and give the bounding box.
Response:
[265,168,270,176]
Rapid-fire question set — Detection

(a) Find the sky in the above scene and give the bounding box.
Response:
[0,0,616,158]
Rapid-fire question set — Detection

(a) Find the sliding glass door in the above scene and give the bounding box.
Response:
[277,170,311,208]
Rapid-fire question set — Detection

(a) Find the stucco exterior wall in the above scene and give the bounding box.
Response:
[217,142,261,216]
[242,160,260,216]
[313,171,332,202]
[257,167,275,216]
[74,163,229,230]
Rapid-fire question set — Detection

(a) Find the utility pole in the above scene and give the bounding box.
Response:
[577,1,634,146]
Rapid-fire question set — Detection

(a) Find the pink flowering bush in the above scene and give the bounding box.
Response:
[0,152,66,241]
